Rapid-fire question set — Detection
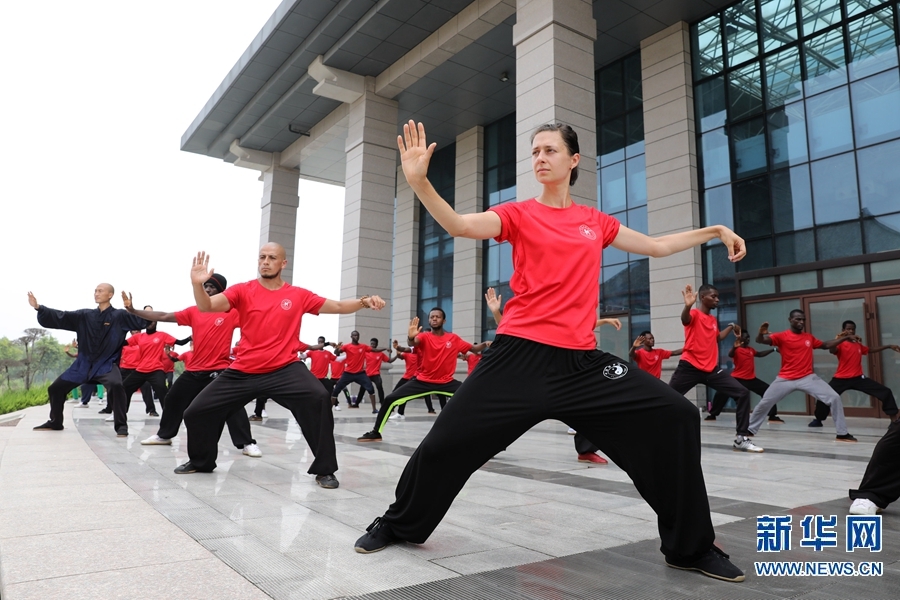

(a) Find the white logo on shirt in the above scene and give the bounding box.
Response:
[603,363,628,379]
[152,337,160,344]
[805,340,811,347]
[214,317,225,326]
[281,299,293,310]
[579,224,596,240]
[446,341,452,348]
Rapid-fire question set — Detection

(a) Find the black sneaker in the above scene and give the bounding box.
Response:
[768,416,784,423]
[808,419,823,428]
[836,433,858,443]
[174,461,200,474]
[354,517,398,554]
[665,546,745,582]
[98,408,112,414]
[33,421,63,431]
[116,428,128,437]
[703,414,716,421]
[249,415,263,422]
[357,430,382,442]
[315,474,339,489]
[148,411,159,417]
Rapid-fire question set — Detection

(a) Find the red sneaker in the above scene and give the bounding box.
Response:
[577,453,608,465]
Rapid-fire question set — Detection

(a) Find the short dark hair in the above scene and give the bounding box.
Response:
[639,330,652,337]
[370,338,378,345]
[789,309,805,318]
[318,336,326,343]
[429,307,446,319]
[531,123,580,185]
[841,320,856,330]
[698,284,717,295]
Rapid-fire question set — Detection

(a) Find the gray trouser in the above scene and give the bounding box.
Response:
[749,374,848,435]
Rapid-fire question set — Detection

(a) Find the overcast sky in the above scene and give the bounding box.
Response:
[1,1,347,344]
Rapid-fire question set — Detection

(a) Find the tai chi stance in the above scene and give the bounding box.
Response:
[708,330,781,423]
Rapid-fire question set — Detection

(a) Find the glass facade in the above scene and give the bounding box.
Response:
[417,143,456,329]
[597,53,649,342]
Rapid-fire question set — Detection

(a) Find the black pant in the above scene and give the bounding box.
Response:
[371,378,461,433]
[46,367,127,432]
[330,379,351,403]
[815,376,899,421]
[850,419,900,508]
[183,362,337,473]
[710,377,778,418]
[156,371,254,448]
[80,384,96,404]
[393,377,428,415]
[669,361,751,436]
[165,372,174,388]
[332,371,374,403]
[358,374,385,405]
[379,335,714,561]
[123,370,168,414]
[253,397,267,416]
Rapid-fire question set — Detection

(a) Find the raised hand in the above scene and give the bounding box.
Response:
[408,316,422,340]
[121,291,133,310]
[732,324,742,337]
[392,339,399,349]
[632,335,646,348]
[363,295,386,310]
[485,287,501,312]
[759,322,769,335]
[682,285,698,307]
[718,227,746,263]
[397,120,436,185]
[891,345,900,353]
[191,251,214,286]
[27,291,39,310]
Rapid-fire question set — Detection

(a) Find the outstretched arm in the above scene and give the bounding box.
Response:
[718,323,736,342]
[756,322,774,346]
[470,341,491,353]
[871,344,900,353]
[400,121,502,240]
[191,252,231,313]
[596,318,622,330]
[611,224,745,262]
[122,292,178,323]
[319,295,386,314]
[392,339,412,353]
[757,349,775,357]
[670,347,684,356]
[821,334,860,350]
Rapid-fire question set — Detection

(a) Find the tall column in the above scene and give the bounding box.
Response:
[513,0,597,206]
[452,126,484,362]
[641,22,703,400]
[389,164,420,380]
[339,79,398,346]
[259,163,299,284]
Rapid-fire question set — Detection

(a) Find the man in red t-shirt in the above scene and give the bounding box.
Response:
[301,336,339,405]
[708,330,780,422]
[122,275,260,456]
[354,338,390,410]
[329,355,352,406]
[331,331,378,410]
[386,341,426,418]
[178,244,385,488]
[668,284,761,453]
[748,310,860,441]
[121,306,185,417]
[629,331,682,379]
[357,308,488,442]
[811,319,900,427]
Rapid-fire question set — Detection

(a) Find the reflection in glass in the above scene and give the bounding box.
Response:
[804,28,848,95]
[696,76,727,132]
[766,46,803,107]
[865,213,900,253]
[629,259,650,314]
[705,244,737,294]
[625,155,647,208]
[701,128,732,187]
[848,10,898,80]
[768,102,809,167]
[851,69,900,148]
[759,0,798,52]
[776,229,816,266]
[624,52,643,109]
[772,165,814,233]
[600,62,623,121]
[799,0,842,36]
[693,14,724,79]
[806,87,854,159]
[725,0,760,67]
[600,118,625,167]
[742,238,775,271]
[733,177,773,239]
[703,184,734,234]
[816,220,863,260]
[499,242,513,282]
[876,295,900,407]
[859,139,900,217]
[625,110,645,158]
[600,162,626,214]
[732,117,768,178]
[600,263,629,313]
[728,61,764,121]
[811,153,860,224]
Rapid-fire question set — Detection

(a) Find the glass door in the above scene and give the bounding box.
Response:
[874,292,900,417]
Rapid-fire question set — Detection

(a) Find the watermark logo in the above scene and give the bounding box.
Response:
[847,516,882,552]
[602,363,628,379]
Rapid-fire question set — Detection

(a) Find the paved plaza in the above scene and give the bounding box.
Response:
[0,397,898,599]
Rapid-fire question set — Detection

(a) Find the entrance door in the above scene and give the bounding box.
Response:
[874,292,900,416]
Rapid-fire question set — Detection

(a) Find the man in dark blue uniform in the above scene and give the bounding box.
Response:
[28,283,149,437]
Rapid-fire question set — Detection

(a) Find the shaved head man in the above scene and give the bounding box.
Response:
[175,245,387,491]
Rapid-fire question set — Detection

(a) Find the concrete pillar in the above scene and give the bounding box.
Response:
[339,79,398,346]
[641,22,703,399]
[512,0,597,206]
[452,126,485,355]
[389,164,420,380]
[259,163,299,284]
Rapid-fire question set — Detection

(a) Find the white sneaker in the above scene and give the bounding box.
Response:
[333,404,341,411]
[567,427,576,435]
[141,435,172,445]
[733,435,764,453]
[261,410,267,418]
[242,443,263,458]
[849,498,881,516]
[389,413,405,420]
[105,415,114,422]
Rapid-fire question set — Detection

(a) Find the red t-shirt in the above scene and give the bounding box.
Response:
[175,351,193,370]
[364,350,388,376]
[769,330,823,380]
[339,342,368,373]
[833,342,868,379]
[398,351,418,379]
[465,353,482,375]
[730,346,758,380]
[174,306,239,372]
[415,331,472,384]
[161,352,175,373]
[489,199,620,350]
[128,331,178,373]
[681,309,720,372]
[222,280,326,374]
[119,340,140,369]
[330,358,344,378]
[306,349,335,379]
[632,347,673,379]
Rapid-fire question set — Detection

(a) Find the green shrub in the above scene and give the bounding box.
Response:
[0,383,50,416]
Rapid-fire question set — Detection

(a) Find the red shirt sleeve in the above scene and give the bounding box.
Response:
[174,307,194,327]
[597,211,622,249]
[488,201,521,244]
[749,348,758,357]
[769,332,783,347]
[223,283,244,313]
[457,338,473,354]
[861,345,869,355]
[811,336,823,349]
[162,332,177,345]
[659,348,673,360]
[304,290,327,316]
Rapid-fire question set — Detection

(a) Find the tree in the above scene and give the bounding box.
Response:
[17,328,49,390]
[33,336,68,384]
[0,338,23,391]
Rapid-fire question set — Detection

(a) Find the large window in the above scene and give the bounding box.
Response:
[597,52,649,342]
[417,143,456,329]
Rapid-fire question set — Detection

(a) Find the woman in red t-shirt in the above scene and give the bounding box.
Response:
[354,121,747,583]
